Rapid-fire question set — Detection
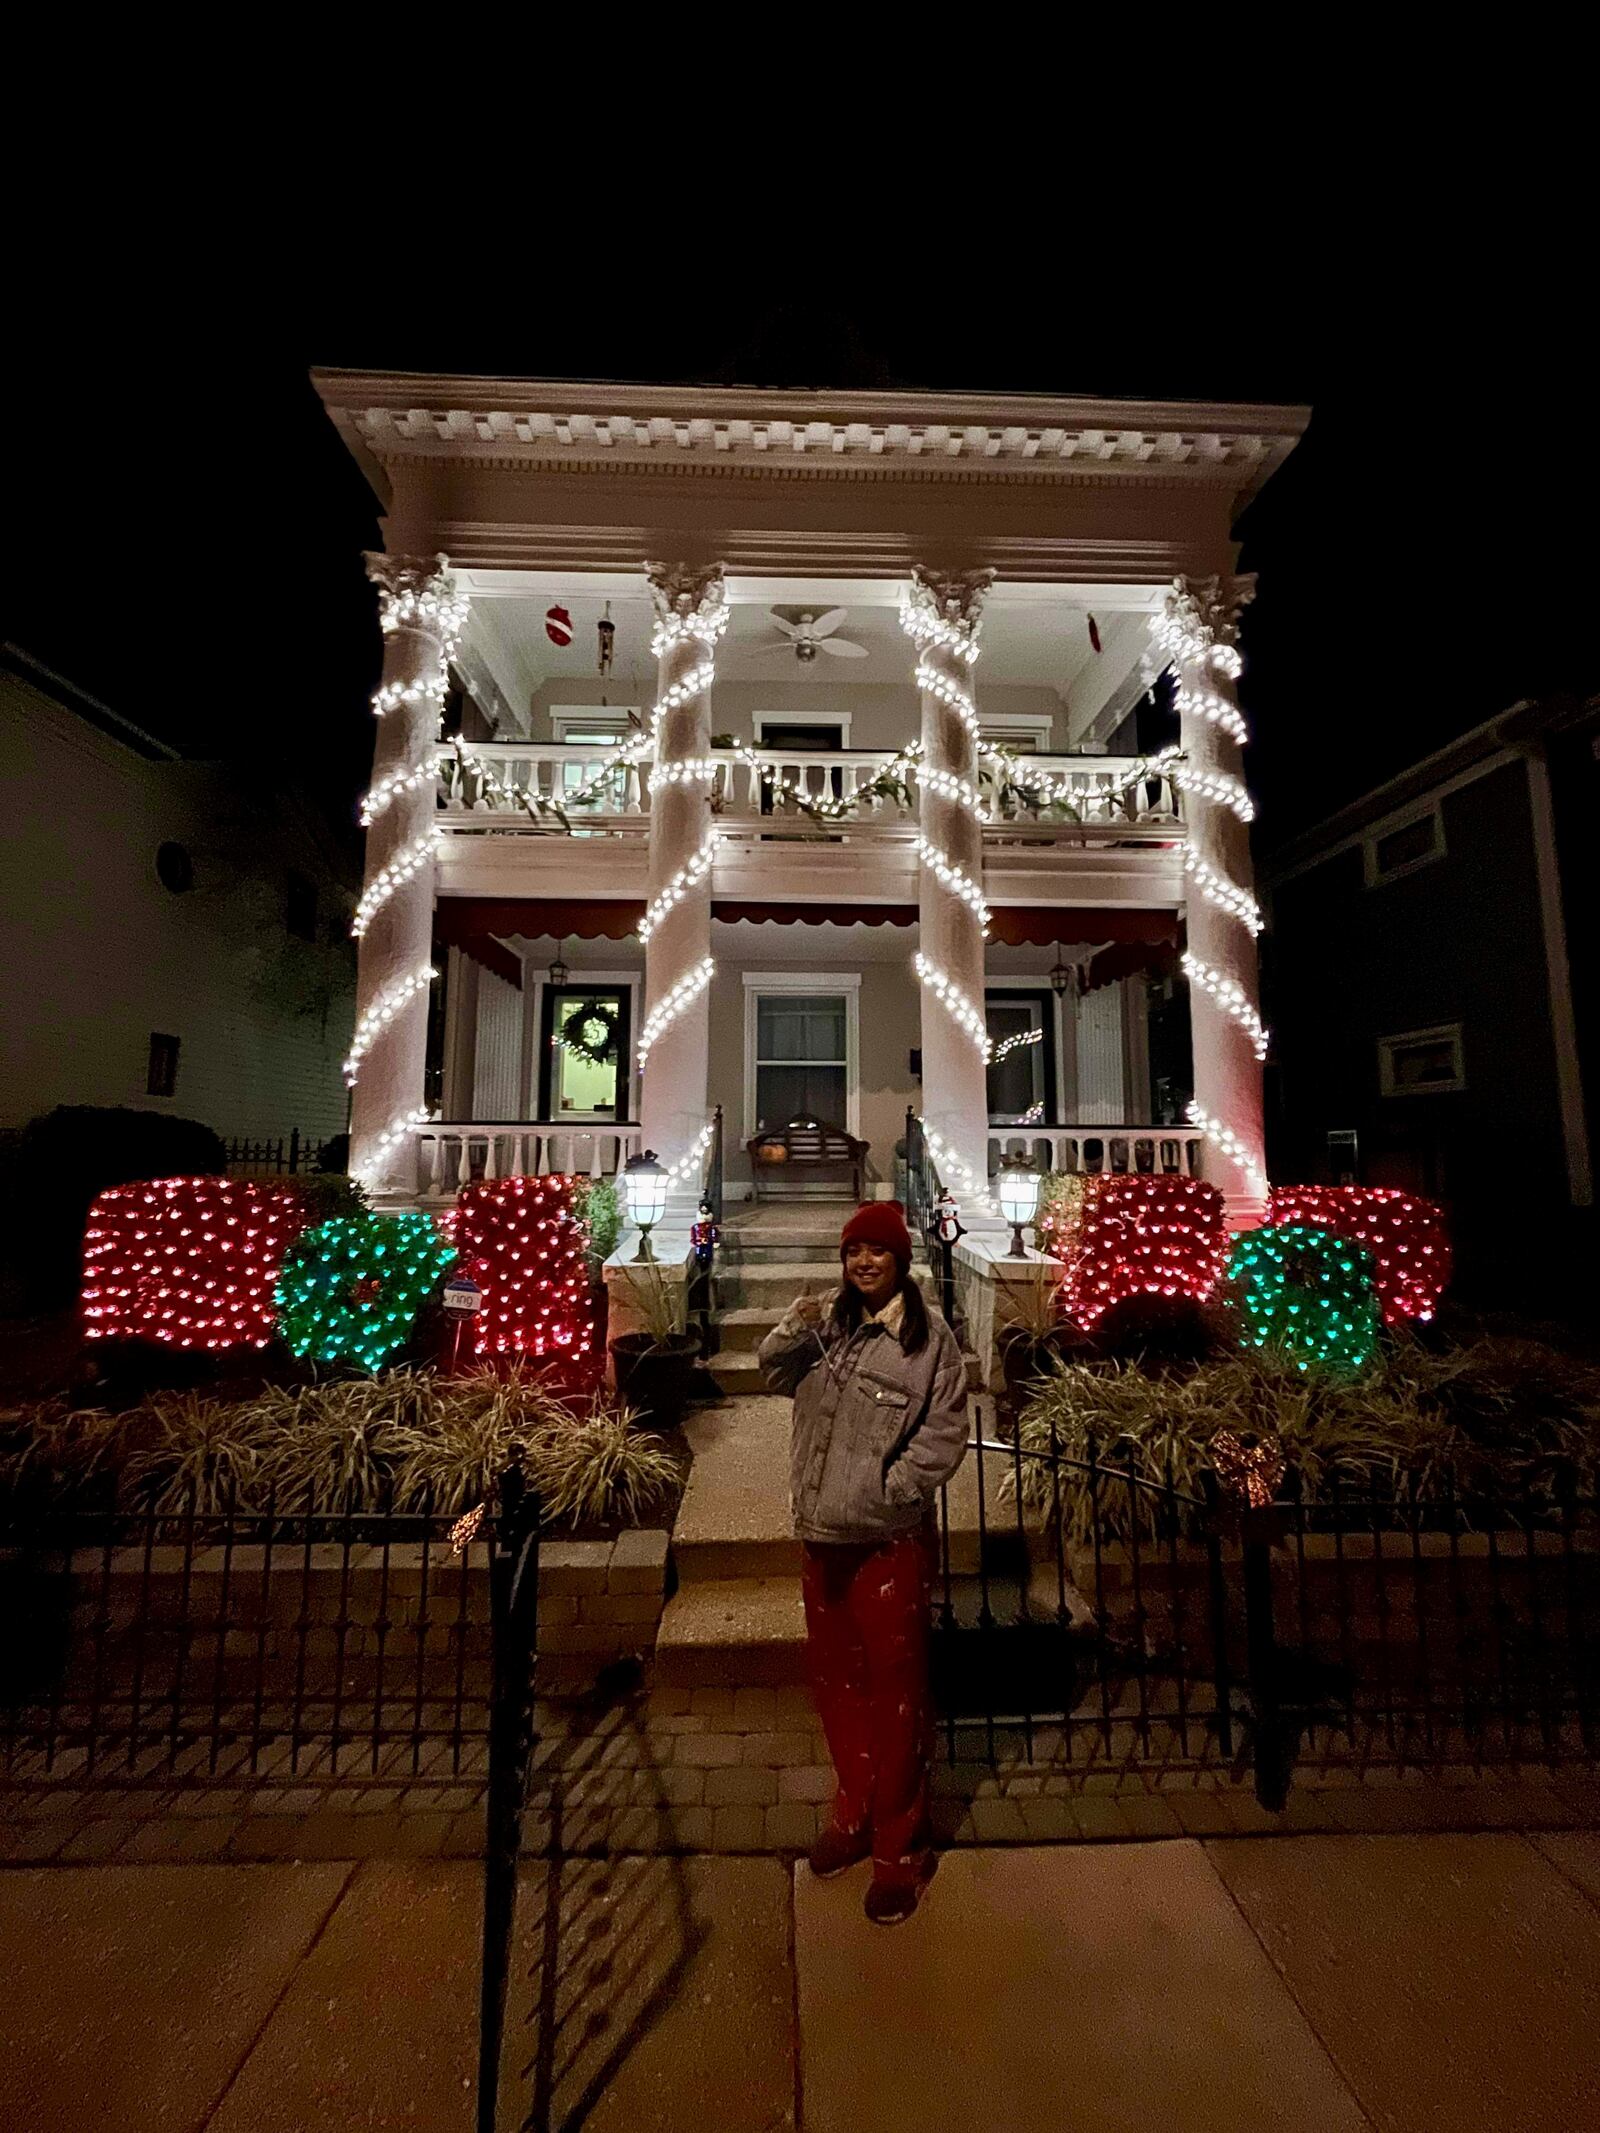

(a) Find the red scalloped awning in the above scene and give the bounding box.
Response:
[711,901,919,928]
[988,907,1180,948]
[435,898,647,946]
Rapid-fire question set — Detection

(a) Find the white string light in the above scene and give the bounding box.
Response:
[352,827,442,938]
[899,581,983,664]
[914,836,990,928]
[1170,760,1255,824]
[377,576,469,663]
[1173,678,1248,747]
[354,1105,435,1190]
[343,965,437,1086]
[1182,952,1269,1060]
[1182,848,1263,933]
[662,1121,716,1188]
[653,660,716,721]
[914,658,981,744]
[637,955,715,1069]
[361,761,437,827]
[650,591,731,656]
[639,829,719,943]
[1187,1101,1268,1201]
[915,762,989,820]
[649,757,720,786]
[914,953,992,1059]
[371,674,446,720]
[990,1026,1043,1065]
[924,1125,999,1219]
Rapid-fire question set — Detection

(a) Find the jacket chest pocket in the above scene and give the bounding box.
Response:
[858,1374,912,1449]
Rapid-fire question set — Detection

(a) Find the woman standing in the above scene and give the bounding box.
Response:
[758,1201,969,1924]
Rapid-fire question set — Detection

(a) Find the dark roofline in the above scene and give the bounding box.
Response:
[2,643,180,761]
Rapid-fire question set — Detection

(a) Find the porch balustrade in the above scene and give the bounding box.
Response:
[434,743,1183,839]
[414,1119,641,1199]
[987,1125,1206,1180]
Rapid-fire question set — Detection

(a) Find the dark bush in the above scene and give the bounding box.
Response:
[1089,1291,1234,1369]
[5,1105,227,1311]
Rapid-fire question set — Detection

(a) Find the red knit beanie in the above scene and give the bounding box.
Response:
[839,1200,913,1273]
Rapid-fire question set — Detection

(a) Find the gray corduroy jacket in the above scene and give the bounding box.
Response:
[758,1297,969,1545]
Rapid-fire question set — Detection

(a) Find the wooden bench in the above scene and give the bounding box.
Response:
[745,1116,868,1203]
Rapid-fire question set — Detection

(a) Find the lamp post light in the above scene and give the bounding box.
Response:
[623,1148,668,1261]
[996,1150,1042,1259]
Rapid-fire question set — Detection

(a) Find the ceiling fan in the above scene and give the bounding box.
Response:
[756,606,869,663]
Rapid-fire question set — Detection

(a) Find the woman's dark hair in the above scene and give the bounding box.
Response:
[830,1270,930,1356]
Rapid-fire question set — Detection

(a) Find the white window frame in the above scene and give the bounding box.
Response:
[551,707,641,742]
[1364,804,1446,887]
[1379,1022,1465,1097]
[532,968,642,1123]
[752,709,854,748]
[742,970,861,1140]
[980,711,1056,753]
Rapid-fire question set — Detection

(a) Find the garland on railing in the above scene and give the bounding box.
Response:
[444,737,571,832]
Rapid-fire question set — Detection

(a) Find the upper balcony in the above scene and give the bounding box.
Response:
[433,741,1186,910]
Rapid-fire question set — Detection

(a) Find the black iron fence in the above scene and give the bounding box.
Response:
[0,1483,500,1788]
[223,1128,333,1177]
[932,1427,1599,1804]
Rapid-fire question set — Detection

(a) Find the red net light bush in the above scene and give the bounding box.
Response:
[453,1174,596,1379]
[81,1176,307,1351]
[1040,1173,1230,1333]
[1267,1185,1450,1326]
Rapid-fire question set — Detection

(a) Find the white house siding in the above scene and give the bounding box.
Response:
[470,965,524,1120]
[0,670,356,1141]
[1074,979,1128,1125]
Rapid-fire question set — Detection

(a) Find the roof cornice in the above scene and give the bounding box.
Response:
[311,368,1308,505]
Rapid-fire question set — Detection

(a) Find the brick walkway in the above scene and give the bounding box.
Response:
[6,1678,1599,1863]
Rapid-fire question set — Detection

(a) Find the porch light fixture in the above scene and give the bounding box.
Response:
[548,940,569,988]
[624,1148,669,1261]
[996,1151,1042,1258]
[1049,954,1075,1000]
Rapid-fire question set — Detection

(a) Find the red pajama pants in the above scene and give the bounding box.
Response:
[801,1524,938,1886]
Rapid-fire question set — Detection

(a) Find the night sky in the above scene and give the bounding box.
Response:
[15,205,1593,865]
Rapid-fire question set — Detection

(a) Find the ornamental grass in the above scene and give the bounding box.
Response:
[0,1365,679,1530]
[1010,1336,1600,1548]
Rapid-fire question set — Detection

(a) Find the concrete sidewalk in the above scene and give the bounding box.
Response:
[1,1835,1596,2131]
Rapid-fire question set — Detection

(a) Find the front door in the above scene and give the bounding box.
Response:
[986,990,1056,1126]
[538,987,631,1121]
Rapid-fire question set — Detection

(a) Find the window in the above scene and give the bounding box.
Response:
[1379,1024,1465,1096]
[155,841,194,894]
[743,974,860,1136]
[286,871,319,942]
[1364,806,1445,886]
[147,1032,180,1098]
[980,713,1054,755]
[986,992,1053,1124]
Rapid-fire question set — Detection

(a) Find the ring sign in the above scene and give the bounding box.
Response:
[443,1275,482,1315]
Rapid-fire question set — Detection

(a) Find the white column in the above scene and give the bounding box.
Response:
[347,553,465,1201]
[903,568,995,1209]
[638,563,726,1170]
[1158,576,1268,1228]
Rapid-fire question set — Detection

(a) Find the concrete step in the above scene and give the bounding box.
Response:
[719,1239,843,1266]
[708,1352,770,1397]
[715,1261,935,1309]
[675,1396,800,1583]
[714,1307,783,1352]
[655,1576,807,1687]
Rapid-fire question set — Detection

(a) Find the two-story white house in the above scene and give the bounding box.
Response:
[312,370,1304,1248]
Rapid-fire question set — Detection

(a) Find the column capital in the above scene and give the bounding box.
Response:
[904,566,996,645]
[646,562,729,648]
[364,552,468,651]
[1159,573,1257,654]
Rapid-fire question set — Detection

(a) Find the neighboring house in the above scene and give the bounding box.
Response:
[1261,695,1598,1303]
[312,370,1310,1236]
[0,649,358,1145]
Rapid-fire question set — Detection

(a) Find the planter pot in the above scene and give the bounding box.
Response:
[609,1333,702,1428]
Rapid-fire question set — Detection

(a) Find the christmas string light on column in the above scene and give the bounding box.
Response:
[352,826,443,938]
[344,965,438,1086]
[361,761,437,827]
[923,1126,999,1219]
[1152,586,1249,745]
[1181,952,1269,1060]
[356,1105,434,1190]
[913,836,990,929]
[1182,849,1263,932]
[638,955,715,1069]
[1186,1101,1268,1201]
[913,952,991,1058]
[638,829,718,942]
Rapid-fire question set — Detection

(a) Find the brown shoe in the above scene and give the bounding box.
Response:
[864,1850,935,1925]
[807,1823,871,1878]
